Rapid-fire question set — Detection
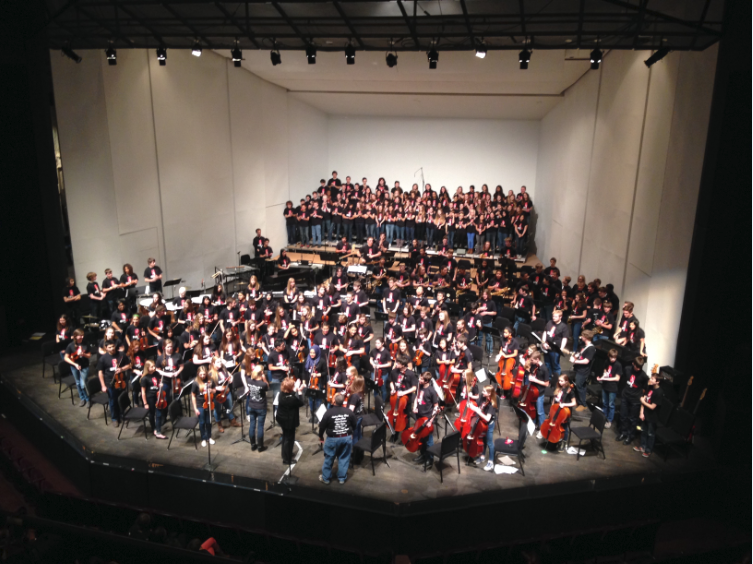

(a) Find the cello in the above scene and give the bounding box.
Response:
[517,381,539,421]
[387,372,409,432]
[511,358,526,399]
[496,353,516,391]
[540,387,573,444]
[401,411,439,453]
[453,394,476,439]
[463,404,489,459]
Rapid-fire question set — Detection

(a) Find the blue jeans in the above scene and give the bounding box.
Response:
[592,333,609,345]
[513,314,528,334]
[366,224,377,239]
[515,233,527,256]
[385,224,394,245]
[602,390,616,423]
[536,393,546,427]
[483,420,496,462]
[640,421,657,453]
[353,417,364,444]
[341,223,353,242]
[544,351,561,378]
[106,384,122,423]
[323,220,333,241]
[214,396,236,425]
[571,322,583,353]
[496,230,504,251]
[70,365,89,402]
[299,225,310,245]
[286,223,297,245]
[447,229,455,248]
[395,225,405,242]
[332,222,341,239]
[322,435,352,483]
[405,226,415,242]
[542,303,554,322]
[426,227,435,245]
[308,397,322,422]
[482,322,493,354]
[422,429,435,460]
[311,224,322,245]
[197,406,212,440]
[466,233,475,250]
[247,407,266,444]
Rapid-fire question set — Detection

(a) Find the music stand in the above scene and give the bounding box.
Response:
[305,388,326,435]
[279,442,301,486]
[364,377,380,412]
[163,278,183,300]
[231,390,252,446]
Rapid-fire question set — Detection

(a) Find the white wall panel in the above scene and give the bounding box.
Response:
[149,49,236,287]
[288,97,328,204]
[327,117,539,198]
[50,52,120,288]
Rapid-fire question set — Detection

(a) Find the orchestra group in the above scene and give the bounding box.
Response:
[54,173,663,487]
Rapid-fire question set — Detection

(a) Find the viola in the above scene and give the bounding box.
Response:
[401,411,438,453]
[309,370,320,391]
[412,348,425,368]
[202,386,215,411]
[463,405,489,459]
[112,355,128,390]
[453,396,477,439]
[517,383,539,421]
[171,374,182,396]
[388,341,399,359]
[327,349,337,369]
[155,373,168,410]
[511,360,526,399]
[388,392,409,433]
[540,399,571,444]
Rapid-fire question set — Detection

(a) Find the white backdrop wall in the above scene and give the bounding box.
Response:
[327,117,540,197]
[535,47,718,367]
[51,49,328,291]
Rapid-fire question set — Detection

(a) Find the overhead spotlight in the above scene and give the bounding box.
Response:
[518,48,531,70]
[644,47,670,68]
[475,45,487,59]
[62,43,82,63]
[156,46,167,66]
[427,48,438,69]
[191,41,202,57]
[345,43,356,65]
[231,45,242,67]
[105,47,117,66]
[270,49,281,66]
[306,45,317,64]
[590,48,602,70]
[386,52,398,68]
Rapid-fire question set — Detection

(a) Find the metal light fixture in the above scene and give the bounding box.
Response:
[590,48,602,70]
[192,40,202,57]
[306,45,317,64]
[345,43,356,65]
[519,48,531,70]
[157,46,167,66]
[427,48,438,69]
[105,46,117,66]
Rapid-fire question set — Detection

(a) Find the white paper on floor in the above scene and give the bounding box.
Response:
[499,455,515,465]
[495,465,519,474]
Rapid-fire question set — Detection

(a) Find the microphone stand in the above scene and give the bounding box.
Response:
[230,389,251,447]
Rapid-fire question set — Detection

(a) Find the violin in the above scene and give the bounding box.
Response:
[463,402,489,459]
[540,389,572,444]
[112,355,128,390]
[202,385,215,411]
[171,373,182,397]
[155,372,168,410]
[401,411,439,453]
[327,348,337,369]
[388,341,399,360]
[412,348,425,369]
[309,369,320,391]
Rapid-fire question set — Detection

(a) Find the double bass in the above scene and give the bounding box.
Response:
[540,387,572,444]
[401,411,439,453]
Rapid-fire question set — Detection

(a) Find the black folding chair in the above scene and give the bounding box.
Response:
[568,408,607,460]
[425,431,462,483]
[117,394,149,440]
[57,362,76,404]
[86,378,109,424]
[654,408,695,462]
[42,340,64,380]
[167,400,199,450]
[361,394,386,429]
[354,423,390,476]
[494,417,529,476]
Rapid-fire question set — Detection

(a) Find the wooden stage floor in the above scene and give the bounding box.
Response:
[0,355,715,507]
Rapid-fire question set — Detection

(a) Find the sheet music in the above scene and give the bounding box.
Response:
[431,378,445,401]
[273,392,280,406]
[315,403,327,421]
[475,368,488,383]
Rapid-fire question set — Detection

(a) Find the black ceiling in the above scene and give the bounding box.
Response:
[41,0,724,53]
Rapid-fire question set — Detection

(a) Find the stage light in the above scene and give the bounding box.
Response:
[644,47,670,68]
[590,48,602,70]
[192,41,202,57]
[427,48,438,69]
[157,47,167,66]
[105,47,117,66]
[345,43,356,65]
[519,48,531,70]
[475,46,487,59]
[306,45,317,64]
[270,49,281,66]
[62,43,82,63]
[231,46,242,67]
[386,52,398,67]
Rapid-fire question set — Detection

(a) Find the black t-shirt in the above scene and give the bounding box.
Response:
[622,368,648,399]
[383,288,402,311]
[529,363,550,392]
[111,310,130,326]
[389,369,417,392]
[415,385,439,418]
[573,343,595,377]
[383,322,402,344]
[455,347,473,371]
[65,342,90,368]
[191,380,216,406]
[64,285,81,299]
[245,379,269,410]
[643,387,664,424]
[356,323,373,343]
[318,405,357,438]
[600,360,623,393]
[370,348,392,369]
[87,281,102,298]
[156,353,182,374]
[96,352,125,386]
[140,374,162,401]
[514,295,534,318]
[102,276,123,301]
[544,321,570,350]
[144,265,163,292]
[347,392,364,416]
[500,337,520,357]
[312,331,339,352]
[628,327,646,352]
[267,349,290,377]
